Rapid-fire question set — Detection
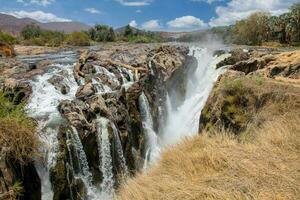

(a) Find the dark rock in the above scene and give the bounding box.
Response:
[213,50,226,57]
[216,48,250,69]
[47,74,71,95]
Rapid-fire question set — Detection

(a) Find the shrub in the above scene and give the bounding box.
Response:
[21,24,42,40]
[0,92,39,164]
[88,25,115,42]
[65,31,90,46]
[0,31,17,45]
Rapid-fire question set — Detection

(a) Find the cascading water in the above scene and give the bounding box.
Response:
[96,117,115,199]
[23,45,228,200]
[138,92,161,169]
[111,123,129,178]
[161,46,229,146]
[26,61,79,200]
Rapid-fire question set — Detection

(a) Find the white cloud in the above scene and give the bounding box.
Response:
[129,20,138,27]
[136,10,142,13]
[115,0,152,6]
[2,10,71,23]
[209,0,299,27]
[141,19,161,30]
[167,16,207,31]
[84,8,102,14]
[17,0,55,6]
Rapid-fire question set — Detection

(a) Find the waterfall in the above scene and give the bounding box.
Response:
[161,46,229,146]
[111,122,129,178]
[96,117,115,199]
[138,92,161,168]
[26,62,79,200]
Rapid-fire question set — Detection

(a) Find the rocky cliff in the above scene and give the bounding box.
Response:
[200,49,300,135]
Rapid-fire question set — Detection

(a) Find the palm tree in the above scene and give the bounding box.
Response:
[290,3,300,42]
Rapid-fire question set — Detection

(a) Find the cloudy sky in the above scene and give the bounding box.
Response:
[0,0,298,31]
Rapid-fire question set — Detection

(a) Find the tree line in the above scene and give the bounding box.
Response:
[213,3,300,46]
[0,24,163,47]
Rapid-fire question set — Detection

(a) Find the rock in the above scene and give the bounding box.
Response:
[216,48,250,69]
[0,78,32,104]
[75,82,96,100]
[213,50,226,57]
[0,42,15,58]
[58,100,91,132]
[47,74,71,95]
[231,57,266,74]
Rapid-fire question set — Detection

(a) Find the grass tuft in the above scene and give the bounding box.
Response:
[0,92,39,164]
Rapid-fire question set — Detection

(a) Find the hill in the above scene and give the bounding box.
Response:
[0,13,90,34]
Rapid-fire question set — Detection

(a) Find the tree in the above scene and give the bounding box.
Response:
[21,24,42,40]
[233,12,270,45]
[124,25,133,37]
[290,3,300,42]
[88,25,115,42]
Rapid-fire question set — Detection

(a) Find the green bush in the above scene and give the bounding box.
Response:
[65,31,90,46]
[88,25,115,42]
[21,24,42,40]
[0,31,17,45]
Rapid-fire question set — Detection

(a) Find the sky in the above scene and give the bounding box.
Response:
[0,0,299,31]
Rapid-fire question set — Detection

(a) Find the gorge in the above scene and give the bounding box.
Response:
[0,43,229,200]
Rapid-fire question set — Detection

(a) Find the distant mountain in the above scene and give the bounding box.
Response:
[0,13,91,34]
[114,25,144,35]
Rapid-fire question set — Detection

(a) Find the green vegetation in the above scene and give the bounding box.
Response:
[2,23,163,46]
[215,3,300,46]
[65,31,90,46]
[88,24,115,42]
[0,31,17,45]
[0,91,39,164]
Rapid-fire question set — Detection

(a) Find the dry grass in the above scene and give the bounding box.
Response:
[115,113,300,200]
[0,92,39,164]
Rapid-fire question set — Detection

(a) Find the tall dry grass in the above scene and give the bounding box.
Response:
[115,114,300,200]
[0,92,39,164]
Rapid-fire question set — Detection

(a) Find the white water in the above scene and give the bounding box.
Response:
[111,122,129,178]
[140,46,230,168]
[26,63,78,200]
[161,47,229,145]
[96,117,115,199]
[138,92,161,169]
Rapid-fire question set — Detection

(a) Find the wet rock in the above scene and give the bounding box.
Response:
[51,126,88,200]
[76,82,96,100]
[58,100,91,132]
[213,50,226,57]
[0,150,41,200]
[47,74,71,95]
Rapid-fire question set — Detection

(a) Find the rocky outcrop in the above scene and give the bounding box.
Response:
[50,44,196,199]
[217,49,300,79]
[0,43,15,58]
[199,49,300,135]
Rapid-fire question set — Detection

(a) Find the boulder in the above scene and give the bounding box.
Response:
[0,43,15,58]
[47,74,71,95]
[216,48,250,69]
[75,82,96,100]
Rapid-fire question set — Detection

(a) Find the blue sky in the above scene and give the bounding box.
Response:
[0,0,298,31]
